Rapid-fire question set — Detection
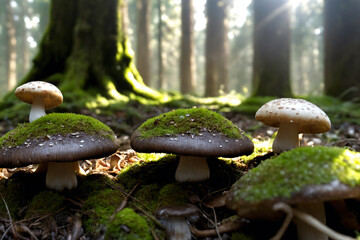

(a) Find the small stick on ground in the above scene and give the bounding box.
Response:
[0,193,16,240]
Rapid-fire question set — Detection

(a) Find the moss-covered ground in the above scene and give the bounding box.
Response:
[1,95,360,239]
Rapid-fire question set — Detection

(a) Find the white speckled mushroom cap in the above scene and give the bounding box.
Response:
[15,81,63,109]
[255,98,331,133]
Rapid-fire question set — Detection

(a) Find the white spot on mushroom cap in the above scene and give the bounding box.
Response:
[255,98,331,133]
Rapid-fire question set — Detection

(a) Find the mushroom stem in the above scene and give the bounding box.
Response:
[46,162,78,191]
[29,96,46,122]
[163,216,191,240]
[296,202,328,240]
[272,122,299,153]
[175,156,209,182]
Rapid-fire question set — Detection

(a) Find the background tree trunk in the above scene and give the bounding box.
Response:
[252,0,292,97]
[14,0,159,104]
[205,0,228,97]
[324,0,360,101]
[136,0,151,86]
[157,0,165,90]
[180,0,196,94]
[5,0,17,91]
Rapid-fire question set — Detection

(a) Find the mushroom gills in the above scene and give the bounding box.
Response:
[29,96,46,122]
[175,156,209,182]
[46,161,78,191]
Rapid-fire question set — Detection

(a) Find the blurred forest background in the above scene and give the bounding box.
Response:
[0,0,358,101]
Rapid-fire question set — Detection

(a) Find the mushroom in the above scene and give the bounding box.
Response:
[255,98,331,153]
[0,113,119,191]
[130,108,254,182]
[15,81,63,122]
[226,146,360,240]
[155,204,199,240]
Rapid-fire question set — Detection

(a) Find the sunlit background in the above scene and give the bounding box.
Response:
[0,0,324,98]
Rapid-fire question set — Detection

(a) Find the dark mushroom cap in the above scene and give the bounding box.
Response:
[130,108,254,157]
[0,113,119,167]
[156,204,199,218]
[226,146,360,219]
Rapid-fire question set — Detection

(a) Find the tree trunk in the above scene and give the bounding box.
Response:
[136,0,151,86]
[157,0,165,90]
[5,0,17,91]
[17,0,159,103]
[252,0,292,97]
[205,0,228,97]
[324,0,360,101]
[180,0,196,94]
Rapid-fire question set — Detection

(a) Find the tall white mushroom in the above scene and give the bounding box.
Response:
[15,81,63,122]
[255,98,331,153]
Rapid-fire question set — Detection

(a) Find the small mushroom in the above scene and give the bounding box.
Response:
[255,98,331,153]
[15,81,63,122]
[226,146,360,240]
[156,204,199,240]
[0,113,119,191]
[130,108,254,182]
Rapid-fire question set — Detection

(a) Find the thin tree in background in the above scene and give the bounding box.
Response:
[180,0,196,94]
[5,0,17,91]
[19,0,30,80]
[205,0,228,97]
[157,0,165,90]
[324,0,360,101]
[252,0,292,97]
[136,0,151,86]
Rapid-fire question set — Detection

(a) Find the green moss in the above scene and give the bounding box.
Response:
[25,191,65,218]
[82,188,125,231]
[157,183,188,207]
[117,155,178,190]
[105,208,152,240]
[231,146,360,203]
[133,184,161,212]
[137,108,244,139]
[0,113,115,148]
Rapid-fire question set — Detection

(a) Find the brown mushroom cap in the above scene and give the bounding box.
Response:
[156,204,199,218]
[255,98,331,134]
[226,180,360,219]
[131,130,254,158]
[15,81,63,109]
[0,132,119,168]
[226,146,360,219]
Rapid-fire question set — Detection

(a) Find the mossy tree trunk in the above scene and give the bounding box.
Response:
[324,0,360,101]
[21,0,159,102]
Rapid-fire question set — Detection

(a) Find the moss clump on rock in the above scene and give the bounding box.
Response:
[230,146,360,203]
[157,183,188,207]
[105,208,152,240]
[0,113,116,148]
[25,191,65,218]
[82,188,125,232]
[136,108,244,139]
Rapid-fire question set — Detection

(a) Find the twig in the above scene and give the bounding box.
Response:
[272,202,355,240]
[109,183,139,222]
[270,202,294,240]
[190,220,243,237]
[0,192,15,240]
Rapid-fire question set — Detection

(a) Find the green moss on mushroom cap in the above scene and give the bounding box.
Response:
[228,146,360,205]
[137,108,244,139]
[0,113,115,148]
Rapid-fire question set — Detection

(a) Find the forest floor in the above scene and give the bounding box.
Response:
[1,102,360,240]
